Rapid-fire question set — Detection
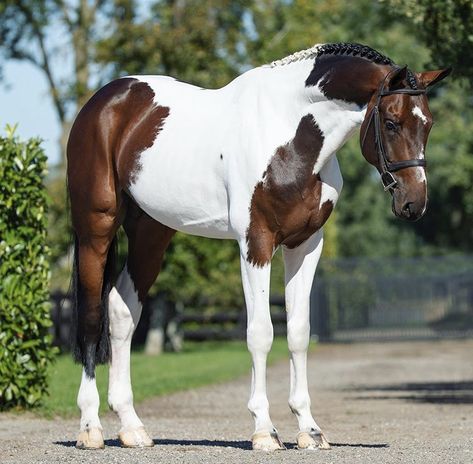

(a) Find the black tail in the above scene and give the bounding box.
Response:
[71,234,117,377]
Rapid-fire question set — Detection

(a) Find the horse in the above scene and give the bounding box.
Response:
[67,42,450,451]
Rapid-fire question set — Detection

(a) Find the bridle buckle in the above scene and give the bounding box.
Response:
[381,172,397,191]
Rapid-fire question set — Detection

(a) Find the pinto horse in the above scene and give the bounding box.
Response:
[67,42,450,451]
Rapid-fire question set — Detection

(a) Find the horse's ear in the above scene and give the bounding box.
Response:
[417,68,452,88]
[388,65,409,90]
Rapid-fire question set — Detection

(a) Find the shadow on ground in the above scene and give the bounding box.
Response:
[54,438,390,450]
[346,380,473,404]
[54,439,253,450]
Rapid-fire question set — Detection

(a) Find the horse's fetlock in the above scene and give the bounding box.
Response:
[248,395,269,415]
[108,394,133,414]
[289,395,311,415]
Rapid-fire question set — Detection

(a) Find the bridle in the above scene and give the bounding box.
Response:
[361,68,427,191]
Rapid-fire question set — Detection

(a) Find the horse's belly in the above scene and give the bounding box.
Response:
[132,189,233,239]
[129,148,233,240]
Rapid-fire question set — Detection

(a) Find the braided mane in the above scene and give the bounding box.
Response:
[270,42,418,89]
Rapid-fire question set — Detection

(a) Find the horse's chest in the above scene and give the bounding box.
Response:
[245,114,335,267]
[277,179,334,248]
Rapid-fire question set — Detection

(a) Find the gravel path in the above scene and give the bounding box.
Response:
[1,339,472,464]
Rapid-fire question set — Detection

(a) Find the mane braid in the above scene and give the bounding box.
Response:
[316,43,394,66]
[270,42,418,89]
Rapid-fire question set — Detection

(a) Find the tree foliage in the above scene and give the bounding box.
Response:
[384,0,473,85]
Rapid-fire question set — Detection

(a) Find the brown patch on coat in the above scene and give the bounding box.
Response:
[122,196,176,304]
[68,77,170,191]
[306,55,391,106]
[246,115,333,267]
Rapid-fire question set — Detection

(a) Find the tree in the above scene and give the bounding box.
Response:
[384,0,473,85]
[0,0,131,161]
[96,0,251,88]
[412,80,473,251]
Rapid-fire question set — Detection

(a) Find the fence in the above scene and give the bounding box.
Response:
[311,255,473,342]
[50,292,287,350]
[50,255,473,350]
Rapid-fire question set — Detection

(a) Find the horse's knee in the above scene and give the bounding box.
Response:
[287,318,310,352]
[247,319,273,354]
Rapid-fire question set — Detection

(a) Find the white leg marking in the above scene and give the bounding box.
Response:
[108,266,153,447]
[412,105,428,125]
[77,369,102,431]
[76,369,104,448]
[283,231,330,450]
[239,243,284,451]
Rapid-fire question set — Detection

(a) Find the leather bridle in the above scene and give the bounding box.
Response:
[361,68,427,191]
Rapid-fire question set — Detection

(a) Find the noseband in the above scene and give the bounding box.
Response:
[361,69,427,191]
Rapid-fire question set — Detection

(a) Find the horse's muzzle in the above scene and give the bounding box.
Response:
[392,192,427,222]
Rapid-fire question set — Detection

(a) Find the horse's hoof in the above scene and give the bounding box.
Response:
[252,430,286,451]
[297,430,331,450]
[118,426,154,448]
[76,427,105,449]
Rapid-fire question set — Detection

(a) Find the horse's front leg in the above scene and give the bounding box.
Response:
[283,230,330,450]
[239,245,285,451]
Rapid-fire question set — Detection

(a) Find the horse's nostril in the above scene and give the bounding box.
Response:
[402,202,413,217]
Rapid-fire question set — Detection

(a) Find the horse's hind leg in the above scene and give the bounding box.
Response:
[73,212,120,449]
[108,200,175,447]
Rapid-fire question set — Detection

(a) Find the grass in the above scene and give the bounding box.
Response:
[38,337,294,418]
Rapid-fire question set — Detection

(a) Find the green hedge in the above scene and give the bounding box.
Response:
[0,125,56,410]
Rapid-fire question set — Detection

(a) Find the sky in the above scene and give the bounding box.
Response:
[0,1,155,167]
[0,60,61,165]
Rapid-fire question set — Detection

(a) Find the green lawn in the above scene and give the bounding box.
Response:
[39,337,295,418]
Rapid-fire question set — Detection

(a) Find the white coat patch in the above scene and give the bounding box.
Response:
[412,106,428,125]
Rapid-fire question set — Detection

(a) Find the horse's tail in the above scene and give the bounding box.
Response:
[71,234,117,377]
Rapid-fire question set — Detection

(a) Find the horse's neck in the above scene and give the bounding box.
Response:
[302,58,389,174]
[232,58,377,175]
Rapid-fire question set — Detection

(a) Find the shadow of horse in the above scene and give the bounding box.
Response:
[54,438,389,450]
[346,380,473,404]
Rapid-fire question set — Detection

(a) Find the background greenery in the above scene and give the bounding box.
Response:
[0,126,57,410]
[41,338,290,417]
[0,0,472,308]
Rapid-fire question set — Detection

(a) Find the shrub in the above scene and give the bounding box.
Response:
[0,125,56,410]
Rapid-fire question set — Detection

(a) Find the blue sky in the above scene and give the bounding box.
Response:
[0,60,61,165]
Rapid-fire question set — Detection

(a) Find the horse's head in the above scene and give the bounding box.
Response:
[360,66,451,221]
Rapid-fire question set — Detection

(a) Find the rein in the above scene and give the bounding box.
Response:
[361,69,427,191]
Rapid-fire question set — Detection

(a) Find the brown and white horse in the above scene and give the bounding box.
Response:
[67,43,450,451]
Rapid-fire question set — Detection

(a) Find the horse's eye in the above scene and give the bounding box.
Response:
[385,120,398,132]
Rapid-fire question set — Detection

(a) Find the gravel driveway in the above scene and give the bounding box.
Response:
[1,339,472,464]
